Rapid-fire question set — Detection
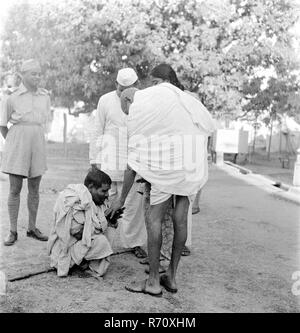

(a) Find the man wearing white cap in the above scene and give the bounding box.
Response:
[0,59,51,246]
[89,68,147,258]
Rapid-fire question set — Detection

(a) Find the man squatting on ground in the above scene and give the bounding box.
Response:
[47,169,124,277]
[108,79,215,297]
[0,59,50,246]
[89,68,147,259]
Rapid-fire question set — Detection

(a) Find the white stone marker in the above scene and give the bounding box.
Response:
[293,148,300,187]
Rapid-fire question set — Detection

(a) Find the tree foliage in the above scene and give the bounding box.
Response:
[0,0,299,118]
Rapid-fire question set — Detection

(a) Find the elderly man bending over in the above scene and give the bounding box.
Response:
[47,169,123,278]
[110,82,215,296]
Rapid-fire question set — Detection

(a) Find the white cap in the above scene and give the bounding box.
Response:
[116,68,138,87]
[20,59,41,72]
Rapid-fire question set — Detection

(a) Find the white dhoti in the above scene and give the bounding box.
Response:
[109,180,147,249]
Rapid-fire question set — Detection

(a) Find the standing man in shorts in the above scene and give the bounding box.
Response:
[0,59,51,246]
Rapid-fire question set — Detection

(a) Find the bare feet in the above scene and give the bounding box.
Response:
[160,274,178,293]
[125,279,163,297]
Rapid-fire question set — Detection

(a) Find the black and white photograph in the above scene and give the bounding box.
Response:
[0,0,300,315]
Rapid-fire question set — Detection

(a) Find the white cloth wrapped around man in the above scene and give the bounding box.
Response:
[47,184,115,277]
[126,82,215,205]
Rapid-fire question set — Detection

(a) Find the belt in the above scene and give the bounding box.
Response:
[14,122,42,126]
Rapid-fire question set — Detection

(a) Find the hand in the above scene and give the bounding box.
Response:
[106,207,125,227]
[114,207,125,220]
[106,198,124,219]
[72,229,83,241]
[94,225,103,234]
[0,126,8,139]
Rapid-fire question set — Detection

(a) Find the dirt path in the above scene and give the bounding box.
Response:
[1,152,300,312]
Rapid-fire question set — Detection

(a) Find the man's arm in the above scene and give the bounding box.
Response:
[108,165,136,218]
[119,166,137,205]
[0,126,8,139]
[89,97,106,167]
[0,96,12,139]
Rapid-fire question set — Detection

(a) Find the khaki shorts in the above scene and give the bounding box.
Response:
[1,123,47,178]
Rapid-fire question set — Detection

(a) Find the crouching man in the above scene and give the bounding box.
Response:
[47,169,123,278]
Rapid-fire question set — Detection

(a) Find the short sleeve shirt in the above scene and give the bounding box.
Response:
[0,83,51,126]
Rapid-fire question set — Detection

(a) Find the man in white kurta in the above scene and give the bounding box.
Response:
[89,68,147,258]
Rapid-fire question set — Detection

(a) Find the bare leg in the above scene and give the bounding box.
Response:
[126,197,170,295]
[164,195,189,291]
[8,174,23,233]
[146,198,171,291]
[27,176,41,231]
[183,200,193,254]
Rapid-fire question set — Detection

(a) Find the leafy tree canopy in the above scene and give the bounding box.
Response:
[0,0,299,119]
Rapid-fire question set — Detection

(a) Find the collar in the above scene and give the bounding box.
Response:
[15,83,28,96]
[15,83,48,96]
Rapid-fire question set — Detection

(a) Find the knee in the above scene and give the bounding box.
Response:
[174,220,187,233]
[28,185,40,196]
[146,219,163,241]
[9,185,22,197]
[28,191,39,199]
[147,216,163,230]
[174,197,189,217]
[28,177,41,195]
[173,211,188,227]
[173,213,188,232]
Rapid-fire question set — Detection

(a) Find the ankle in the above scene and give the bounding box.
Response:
[147,275,161,286]
[165,269,175,279]
[28,226,36,231]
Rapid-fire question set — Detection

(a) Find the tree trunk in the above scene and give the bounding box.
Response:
[63,112,68,157]
[267,117,273,161]
[250,128,256,164]
[252,131,256,155]
[279,125,282,155]
[249,117,258,164]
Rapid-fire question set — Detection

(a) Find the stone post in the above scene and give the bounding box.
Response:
[293,148,300,186]
[215,151,224,165]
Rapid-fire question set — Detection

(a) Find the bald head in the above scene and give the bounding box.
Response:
[120,87,139,115]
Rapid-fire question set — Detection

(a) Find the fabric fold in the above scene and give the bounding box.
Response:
[126,83,215,198]
[47,184,113,277]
